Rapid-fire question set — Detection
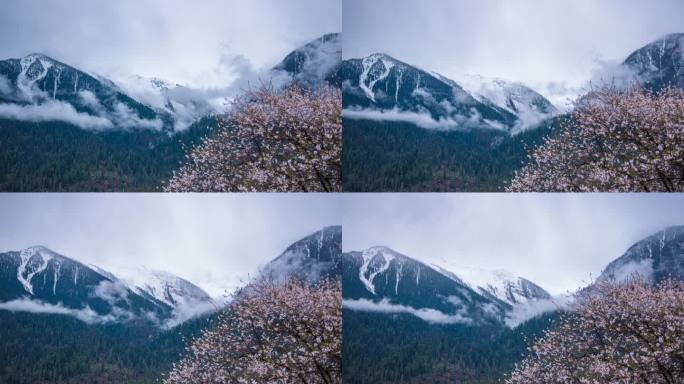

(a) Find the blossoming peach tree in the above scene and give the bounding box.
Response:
[164,278,341,384]
[507,279,684,384]
[165,85,342,192]
[508,87,684,192]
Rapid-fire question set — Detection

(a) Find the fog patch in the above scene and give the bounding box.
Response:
[163,299,217,329]
[343,106,505,131]
[0,101,113,129]
[606,259,654,283]
[0,298,117,324]
[91,280,131,304]
[343,298,471,325]
[343,107,460,130]
[505,295,573,328]
[0,75,12,95]
[111,102,163,130]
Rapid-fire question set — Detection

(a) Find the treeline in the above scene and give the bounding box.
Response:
[342,118,559,192]
[0,117,216,192]
[342,310,561,384]
[0,311,215,384]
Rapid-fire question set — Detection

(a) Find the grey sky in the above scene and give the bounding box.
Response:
[0,0,340,87]
[343,0,684,106]
[0,194,340,297]
[342,194,684,295]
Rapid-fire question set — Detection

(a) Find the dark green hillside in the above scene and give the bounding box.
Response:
[0,117,215,191]
[342,310,561,384]
[342,118,559,192]
[0,311,216,384]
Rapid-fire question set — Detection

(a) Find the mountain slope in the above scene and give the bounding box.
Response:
[433,264,551,306]
[0,246,214,324]
[342,246,509,326]
[624,33,684,91]
[598,226,684,284]
[274,32,342,87]
[260,225,342,283]
[0,33,340,192]
[340,53,556,133]
[108,267,213,309]
[0,54,166,130]
[457,75,558,133]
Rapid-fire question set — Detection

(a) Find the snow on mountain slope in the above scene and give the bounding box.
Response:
[0,53,165,130]
[457,75,559,133]
[340,53,556,133]
[260,225,342,283]
[105,266,213,308]
[597,226,684,284]
[273,32,342,87]
[342,246,509,326]
[113,75,216,131]
[435,263,551,306]
[0,246,214,326]
[623,33,684,91]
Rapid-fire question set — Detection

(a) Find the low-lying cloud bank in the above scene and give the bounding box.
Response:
[343,107,461,130]
[0,298,115,324]
[0,101,114,129]
[343,298,471,324]
[342,107,508,131]
[0,296,217,328]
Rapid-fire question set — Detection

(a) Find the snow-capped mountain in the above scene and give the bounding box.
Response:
[456,75,558,133]
[273,33,342,87]
[106,266,213,309]
[339,53,556,133]
[0,246,213,325]
[342,246,509,326]
[260,225,342,283]
[0,54,166,130]
[113,75,215,131]
[0,226,342,326]
[0,33,341,134]
[431,263,551,306]
[623,33,684,91]
[597,226,684,284]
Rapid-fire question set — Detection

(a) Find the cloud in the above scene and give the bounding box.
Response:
[0,100,113,129]
[604,259,654,283]
[586,59,641,91]
[163,300,217,329]
[111,102,163,130]
[0,0,340,87]
[504,295,574,328]
[0,74,11,95]
[344,0,684,104]
[343,298,471,324]
[0,298,117,324]
[343,106,506,131]
[78,90,104,111]
[343,107,461,130]
[91,280,131,304]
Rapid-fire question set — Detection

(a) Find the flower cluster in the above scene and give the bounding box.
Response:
[165,85,342,192]
[507,278,684,384]
[164,278,341,384]
[508,87,684,192]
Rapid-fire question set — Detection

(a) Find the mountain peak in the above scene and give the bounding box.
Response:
[623,33,684,90]
[655,32,684,44]
[260,226,342,283]
[598,225,684,284]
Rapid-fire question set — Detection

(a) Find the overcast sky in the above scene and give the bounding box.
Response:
[343,194,684,295]
[343,0,684,106]
[0,0,340,87]
[0,194,340,297]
